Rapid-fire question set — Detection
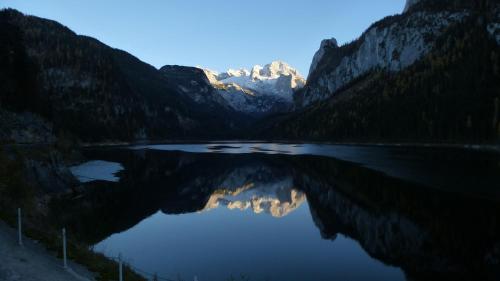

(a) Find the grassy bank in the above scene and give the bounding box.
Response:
[0,146,147,281]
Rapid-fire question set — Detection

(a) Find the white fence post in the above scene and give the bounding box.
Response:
[62,228,68,269]
[119,253,123,281]
[17,208,23,247]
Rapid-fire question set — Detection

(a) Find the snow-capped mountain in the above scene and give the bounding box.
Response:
[203,179,306,218]
[201,61,306,114]
[200,166,306,218]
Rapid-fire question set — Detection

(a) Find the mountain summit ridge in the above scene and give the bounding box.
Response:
[200,61,305,114]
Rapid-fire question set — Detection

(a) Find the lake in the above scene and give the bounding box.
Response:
[60,143,500,281]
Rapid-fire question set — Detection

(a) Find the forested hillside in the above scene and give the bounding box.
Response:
[263,15,500,143]
[0,9,240,143]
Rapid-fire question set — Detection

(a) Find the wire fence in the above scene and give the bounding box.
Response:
[15,207,195,281]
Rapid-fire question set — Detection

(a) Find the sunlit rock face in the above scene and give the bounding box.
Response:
[300,9,468,106]
[203,170,306,217]
[200,61,305,115]
[301,0,500,107]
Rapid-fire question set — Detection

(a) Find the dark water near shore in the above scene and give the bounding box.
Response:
[56,144,500,281]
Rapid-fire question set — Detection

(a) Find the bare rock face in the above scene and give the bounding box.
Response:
[299,7,469,107]
[404,0,422,12]
[159,65,232,111]
[487,5,500,44]
[308,38,338,78]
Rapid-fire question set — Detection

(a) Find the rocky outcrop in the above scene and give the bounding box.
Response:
[300,9,468,106]
[0,109,56,144]
[487,5,500,44]
[404,0,422,12]
[159,65,232,111]
[308,38,338,78]
[24,152,77,193]
[265,0,500,142]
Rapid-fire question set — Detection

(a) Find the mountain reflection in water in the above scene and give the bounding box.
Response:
[50,145,500,281]
[202,169,305,217]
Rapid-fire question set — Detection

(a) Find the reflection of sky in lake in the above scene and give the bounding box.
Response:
[70,160,124,182]
[82,144,500,281]
[94,201,405,281]
[131,142,335,156]
[129,143,500,198]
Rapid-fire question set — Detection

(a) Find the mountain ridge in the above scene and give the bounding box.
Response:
[263,4,500,142]
[1,1,500,144]
[199,61,306,114]
[0,8,247,143]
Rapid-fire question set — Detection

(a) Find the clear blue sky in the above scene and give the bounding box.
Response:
[2,0,405,76]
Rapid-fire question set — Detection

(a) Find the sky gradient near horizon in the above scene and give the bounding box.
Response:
[2,0,406,76]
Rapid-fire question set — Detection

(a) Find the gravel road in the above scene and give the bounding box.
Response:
[0,221,95,281]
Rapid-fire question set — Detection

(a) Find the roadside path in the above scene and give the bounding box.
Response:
[0,221,95,281]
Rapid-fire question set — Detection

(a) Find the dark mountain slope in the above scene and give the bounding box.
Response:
[0,9,239,143]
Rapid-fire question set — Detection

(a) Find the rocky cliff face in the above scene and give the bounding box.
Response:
[300,2,472,106]
[159,65,232,111]
[265,0,500,143]
[487,4,500,44]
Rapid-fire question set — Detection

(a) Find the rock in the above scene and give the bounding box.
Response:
[404,0,422,13]
[299,9,468,106]
[308,38,338,77]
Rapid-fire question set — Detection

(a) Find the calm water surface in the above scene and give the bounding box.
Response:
[58,143,500,281]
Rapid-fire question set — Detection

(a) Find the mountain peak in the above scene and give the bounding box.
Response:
[201,61,305,92]
[227,68,250,77]
[309,38,338,77]
[403,0,422,12]
[198,61,305,114]
[260,61,302,79]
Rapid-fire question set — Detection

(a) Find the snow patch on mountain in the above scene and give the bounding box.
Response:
[200,61,305,114]
[217,61,305,101]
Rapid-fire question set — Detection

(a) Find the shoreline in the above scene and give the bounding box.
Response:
[79,140,500,155]
[0,220,95,281]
